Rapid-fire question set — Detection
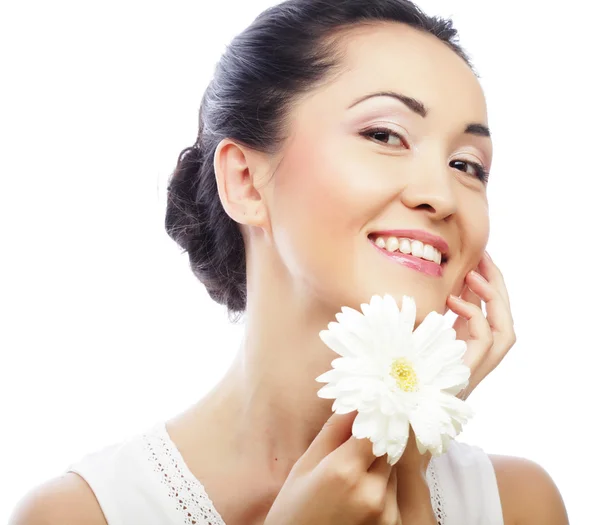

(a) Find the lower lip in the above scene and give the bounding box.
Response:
[370,240,444,277]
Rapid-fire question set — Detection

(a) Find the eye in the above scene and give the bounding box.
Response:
[449,159,489,184]
[360,126,407,148]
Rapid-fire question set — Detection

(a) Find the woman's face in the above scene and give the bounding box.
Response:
[266,22,492,320]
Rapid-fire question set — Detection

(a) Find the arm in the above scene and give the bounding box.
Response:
[9,473,108,525]
[490,455,569,525]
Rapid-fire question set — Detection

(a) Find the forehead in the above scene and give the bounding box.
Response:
[297,22,488,126]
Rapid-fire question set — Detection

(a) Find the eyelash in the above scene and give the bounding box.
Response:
[360,126,490,184]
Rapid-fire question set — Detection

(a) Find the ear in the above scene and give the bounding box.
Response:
[213,138,271,230]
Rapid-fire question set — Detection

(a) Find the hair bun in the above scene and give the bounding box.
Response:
[165,144,246,315]
[165,145,204,249]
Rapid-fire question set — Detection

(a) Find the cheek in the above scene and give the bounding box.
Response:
[446,200,489,298]
[267,133,390,286]
[460,196,490,261]
[474,201,490,245]
[272,134,388,238]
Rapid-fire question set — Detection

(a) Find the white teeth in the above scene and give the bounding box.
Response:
[373,235,444,265]
[385,236,399,252]
[423,243,435,262]
[411,240,424,258]
[399,238,412,254]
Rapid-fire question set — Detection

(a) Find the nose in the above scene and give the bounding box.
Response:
[399,156,458,221]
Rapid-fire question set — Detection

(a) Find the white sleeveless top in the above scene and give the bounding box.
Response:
[67,422,504,525]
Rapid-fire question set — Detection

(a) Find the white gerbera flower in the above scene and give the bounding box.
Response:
[316,294,473,465]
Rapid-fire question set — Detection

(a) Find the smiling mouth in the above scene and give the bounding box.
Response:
[367,233,449,265]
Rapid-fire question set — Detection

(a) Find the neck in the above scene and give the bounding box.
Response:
[199,253,342,485]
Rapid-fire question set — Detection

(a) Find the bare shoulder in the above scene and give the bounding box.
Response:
[9,473,108,525]
[489,454,569,525]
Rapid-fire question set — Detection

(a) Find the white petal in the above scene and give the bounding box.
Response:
[387,454,401,466]
[332,397,357,414]
[387,413,409,442]
[410,415,442,453]
[357,379,384,401]
[415,436,428,455]
[315,368,345,383]
[379,391,398,416]
[355,396,381,413]
[372,438,388,457]
[351,382,384,412]
[336,306,373,341]
[437,391,475,423]
[386,439,409,460]
[317,384,340,399]
[382,294,400,312]
[331,357,380,376]
[425,363,470,393]
[418,340,467,376]
[399,296,417,336]
[408,394,452,452]
[364,295,386,335]
[439,433,452,455]
[377,296,400,355]
[353,296,404,361]
[335,376,367,393]
[382,294,402,329]
[320,323,368,359]
[417,391,473,441]
[340,305,364,317]
[360,301,372,316]
[417,360,469,392]
[411,312,448,358]
[352,410,387,441]
[319,328,354,358]
[382,296,417,361]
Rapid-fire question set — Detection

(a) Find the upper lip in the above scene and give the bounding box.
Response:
[368,229,450,259]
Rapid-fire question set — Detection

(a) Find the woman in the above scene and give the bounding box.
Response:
[11,0,569,524]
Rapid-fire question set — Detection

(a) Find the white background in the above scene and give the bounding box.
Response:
[1,0,598,522]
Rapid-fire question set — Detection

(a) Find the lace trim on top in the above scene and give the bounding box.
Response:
[427,459,447,525]
[144,423,446,525]
[143,424,226,525]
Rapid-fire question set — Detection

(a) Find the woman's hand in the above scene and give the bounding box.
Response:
[264,411,437,525]
[446,251,516,400]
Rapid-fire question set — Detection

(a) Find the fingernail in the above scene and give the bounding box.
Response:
[448,294,463,302]
[470,270,487,282]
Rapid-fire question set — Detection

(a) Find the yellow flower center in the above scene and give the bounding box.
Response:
[390,358,418,392]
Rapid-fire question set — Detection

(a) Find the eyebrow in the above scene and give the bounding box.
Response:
[464,123,491,138]
[347,91,491,138]
[348,91,427,117]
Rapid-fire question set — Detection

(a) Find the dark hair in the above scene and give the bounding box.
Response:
[165,0,471,319]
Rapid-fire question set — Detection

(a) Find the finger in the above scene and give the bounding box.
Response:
[380,467,400,525]
[335,434,379,471]
[465,270,515,363]
[367,453,394,478]
[446,293,492,370]
[301,411,357,470]
[396,428,429,473]
[452,285,481,342]
[460,283,482,307]
[465,269,511,328]
[479,251,512,310]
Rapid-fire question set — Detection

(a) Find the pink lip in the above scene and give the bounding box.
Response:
[367,228,449,277]
[369,239,444,277]
[368,229,449,256]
